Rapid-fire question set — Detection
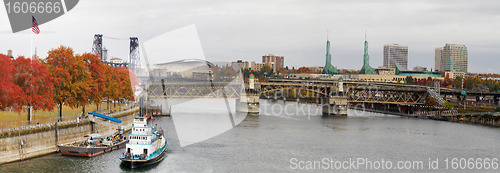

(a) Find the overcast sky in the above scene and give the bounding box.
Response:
[1,0,499,73]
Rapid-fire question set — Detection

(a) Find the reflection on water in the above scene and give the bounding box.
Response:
[1,100,500,172]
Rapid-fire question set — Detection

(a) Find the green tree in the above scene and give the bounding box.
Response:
[454,76,463,89]
[493,81,500,92]
[405,76,414,84]
[465,78,474,90]
[443,100,454,110]
[260,65,273,77]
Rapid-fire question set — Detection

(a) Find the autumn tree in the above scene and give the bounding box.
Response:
[115,68,134,106]
[12,56,56,112]
[45,46,92,120]
[0,54,22,110]
[425,77,433,86]
[425,97,437,106]
[128,69,140,93]
[81,53,107,111]
[296,67,311,74]
[100,65,116,110]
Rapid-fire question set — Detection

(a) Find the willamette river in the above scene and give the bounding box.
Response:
[1,99,500,172]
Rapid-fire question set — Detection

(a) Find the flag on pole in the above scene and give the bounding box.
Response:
[32,16,40,34]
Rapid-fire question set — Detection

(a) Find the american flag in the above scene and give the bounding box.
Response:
[32,16,40,34]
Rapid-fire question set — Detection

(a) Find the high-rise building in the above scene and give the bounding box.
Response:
[434,47,443,71]
[383,44,408,70]
[262,54,284,71]
[441,44,468,72]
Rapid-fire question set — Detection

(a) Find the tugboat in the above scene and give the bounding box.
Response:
[120,117,167,169]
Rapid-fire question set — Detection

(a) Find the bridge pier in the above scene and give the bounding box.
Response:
[322,96,348,115]
[236,92,260,114]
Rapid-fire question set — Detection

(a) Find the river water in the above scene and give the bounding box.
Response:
[1,99,500,172]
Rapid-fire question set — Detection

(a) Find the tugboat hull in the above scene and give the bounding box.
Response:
[120,146,167,169]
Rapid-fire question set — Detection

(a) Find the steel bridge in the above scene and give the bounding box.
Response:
[143,80,428,105]
[145,82,243,99]
[259,81,427,104]
[143,78,500,105]
[347,86,427,104]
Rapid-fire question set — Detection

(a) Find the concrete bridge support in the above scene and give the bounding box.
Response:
[236,94,259,114]
[322,96,348,115]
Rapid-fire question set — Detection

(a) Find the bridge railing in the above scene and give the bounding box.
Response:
[412,110,458,117]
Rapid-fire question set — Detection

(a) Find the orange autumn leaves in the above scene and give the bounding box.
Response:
[0,46,136,117]
[0,54,55,112]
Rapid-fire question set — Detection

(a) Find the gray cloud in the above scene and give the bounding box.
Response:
[1,0,498,73]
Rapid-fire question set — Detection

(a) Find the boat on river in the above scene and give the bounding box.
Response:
[58,133,127,157]
[119,117,167,169]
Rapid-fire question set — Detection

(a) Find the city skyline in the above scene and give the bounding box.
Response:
[1,0,499,73]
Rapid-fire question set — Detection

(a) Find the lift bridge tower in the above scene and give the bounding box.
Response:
[92,34,103,61]
[129,37,140,73]
[92,35,140,71]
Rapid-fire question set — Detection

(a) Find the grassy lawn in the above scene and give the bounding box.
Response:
[0,102,135,129]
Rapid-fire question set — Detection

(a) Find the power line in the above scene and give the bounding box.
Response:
[102,36,129,40]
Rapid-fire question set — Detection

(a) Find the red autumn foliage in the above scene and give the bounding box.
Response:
[46,46,92,118]
[12,56,56,112]
[0,46,136,118]
[0,54,22,111]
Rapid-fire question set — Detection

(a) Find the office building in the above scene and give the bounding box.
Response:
[441,44,468,72]
[383,44,408,70]
[374,66,396,75]
[434,47,443,71]
[445,71,465,79]
[251,61,275,72]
